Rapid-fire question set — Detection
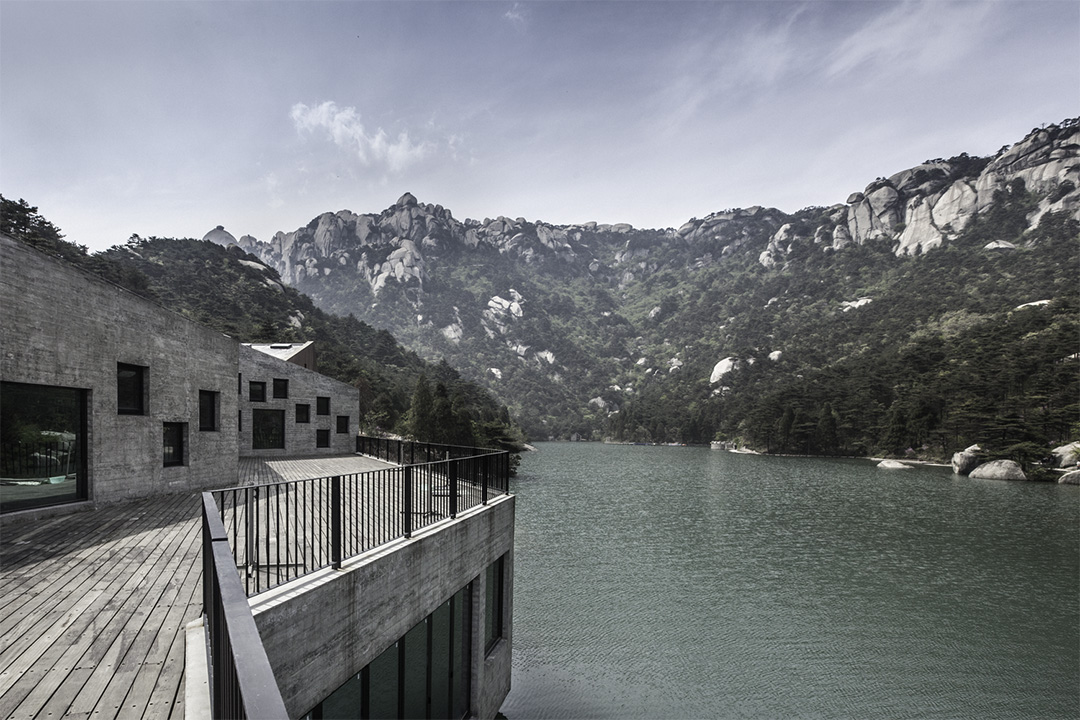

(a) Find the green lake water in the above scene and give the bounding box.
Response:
[500,443,1079,719]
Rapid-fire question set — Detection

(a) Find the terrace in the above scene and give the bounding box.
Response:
[0,438,512,719]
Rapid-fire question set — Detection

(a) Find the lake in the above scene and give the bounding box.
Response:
[500,443,1079,719]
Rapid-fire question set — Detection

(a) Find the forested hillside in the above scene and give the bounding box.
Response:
[0,196,525,457]
[222,120,1078,472]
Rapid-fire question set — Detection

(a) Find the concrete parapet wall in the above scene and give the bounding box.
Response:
[251,494,515,719]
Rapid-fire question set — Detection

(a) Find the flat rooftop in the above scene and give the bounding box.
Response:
[0,454,392,720]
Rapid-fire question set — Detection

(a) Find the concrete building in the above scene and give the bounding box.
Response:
[1,234,514,718]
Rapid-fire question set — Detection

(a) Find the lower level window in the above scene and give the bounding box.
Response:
[316,428,330,448]
[485,555,505,653]
[253,409,285,450]
[163,422,186,467]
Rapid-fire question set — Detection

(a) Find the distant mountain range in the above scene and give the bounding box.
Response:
[204,120,1078,467]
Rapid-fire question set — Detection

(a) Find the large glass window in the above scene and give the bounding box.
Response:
[199,390,219,431]
[272,378,289,399]
[163,422,186,466]
[304,584,472,720]
[252,409,285,450]
[117,362,147,415]
[1,382,88,513]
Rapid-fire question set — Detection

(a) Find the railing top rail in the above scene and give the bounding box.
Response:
[213,450,508,495]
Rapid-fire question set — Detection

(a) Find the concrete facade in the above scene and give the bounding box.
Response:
[251,494,515,719]
[238,345,358,458]
[1,234,239,507]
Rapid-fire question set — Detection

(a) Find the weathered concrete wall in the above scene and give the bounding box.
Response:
[252,494,515,719]
[0,235,238,505]
[238,345,359,458]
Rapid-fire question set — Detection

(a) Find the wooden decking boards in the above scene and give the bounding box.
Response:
[0,454,393,720]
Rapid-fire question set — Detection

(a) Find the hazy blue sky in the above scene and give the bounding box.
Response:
[2,1,1077,251]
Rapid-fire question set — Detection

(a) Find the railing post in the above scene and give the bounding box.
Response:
[331,475,342,570]
[404,465,413,538]
[449,460,458,519]
[482,455,489,505]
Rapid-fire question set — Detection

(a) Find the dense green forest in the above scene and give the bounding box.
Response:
[0,195,526,459]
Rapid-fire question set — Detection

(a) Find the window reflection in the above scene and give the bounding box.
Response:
[1,381,88,513]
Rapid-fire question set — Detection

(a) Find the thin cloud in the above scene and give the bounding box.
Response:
[290,101,430,173]
[504,2,527,32]
[826,1,994,78]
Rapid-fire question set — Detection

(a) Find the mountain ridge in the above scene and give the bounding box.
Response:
[204,119,1079,466]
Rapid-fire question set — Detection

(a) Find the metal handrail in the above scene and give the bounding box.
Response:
[211,438,511,597]
[201,493,288,720]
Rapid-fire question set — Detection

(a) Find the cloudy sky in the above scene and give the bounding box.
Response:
[2,1,1077,252]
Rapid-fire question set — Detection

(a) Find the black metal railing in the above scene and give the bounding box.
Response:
[201,493,289,720]
[210,437,511,597]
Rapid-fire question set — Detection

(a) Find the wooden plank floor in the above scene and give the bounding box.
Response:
[0,454,394,720]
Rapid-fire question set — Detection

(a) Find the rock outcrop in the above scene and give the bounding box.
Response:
[969,459,1028,481]
[877,459,912,469]
[951,444,983,475]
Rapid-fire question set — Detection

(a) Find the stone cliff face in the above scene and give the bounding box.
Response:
[757,119,1080,267]
[206,119,1078,285]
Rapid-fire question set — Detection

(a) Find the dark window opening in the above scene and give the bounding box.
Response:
[117,362,147,415]
[199,390,219,431]
[163,422,186,467]
[316,396,330,415]
[249,381,266,403]
[272,378,289,399]
[252,409,285,450]
[296,404,310,424]
[316,429,330,448]
[336,415,349,434]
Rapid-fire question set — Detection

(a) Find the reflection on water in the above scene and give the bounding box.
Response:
[502,443,1079,719]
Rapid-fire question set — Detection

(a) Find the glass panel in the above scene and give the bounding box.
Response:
[452,586,470,719]
[337,415,349,434]
[117,362,145,414]
[163,423,185,466]
[317,396,330,415]
[317,429,330,448]
[431,600,451,720]
[485,556,504,653]
[321,673,363,719]
[367,640,400,720]
[1,382,87,512]
[273,378,288,399]
[296,404,310,423]
[402,618,428,719]
[199,390,217,431]
[252,409,285,449]
[249,381,266,402]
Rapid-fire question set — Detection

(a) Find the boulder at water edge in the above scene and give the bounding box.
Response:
[1058,469,1080,485]
[969,459,1027,481]
[951,444,983,475]
[877,459,912,469]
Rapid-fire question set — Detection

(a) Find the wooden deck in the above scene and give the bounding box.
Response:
[0,454,393,720]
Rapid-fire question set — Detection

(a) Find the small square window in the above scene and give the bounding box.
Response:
[199,390,219,431]
[336,415,350,434]
[163,422,186,467]
[272,378,289,399]
[117,363,147,415]
[249,381,266,402]
[316,396,330,415]
[316,429,330,448]
[296,403,310,423]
